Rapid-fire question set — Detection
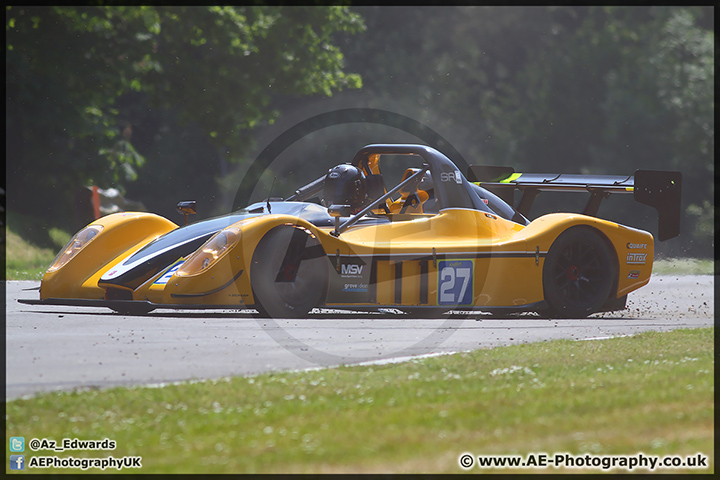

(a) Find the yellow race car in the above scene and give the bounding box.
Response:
[20,144,681,318]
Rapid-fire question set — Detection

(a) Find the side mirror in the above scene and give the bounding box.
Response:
[177,200,197,226]
[327,204,352,217]
[328,204,351,236]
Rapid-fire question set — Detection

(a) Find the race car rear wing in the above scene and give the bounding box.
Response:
[467,166,682,241]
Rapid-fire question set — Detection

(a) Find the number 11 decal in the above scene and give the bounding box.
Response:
[438,259,474,305]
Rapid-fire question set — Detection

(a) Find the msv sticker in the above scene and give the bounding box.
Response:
[341,263,365,277]
[328,257,372,303]
[438,259,474,305]
[153,259,185,285]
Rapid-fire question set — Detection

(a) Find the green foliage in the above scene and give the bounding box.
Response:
[6,6,364,228]
[6,6,712,257]
[48,227,72,250]
[341,6,713,257]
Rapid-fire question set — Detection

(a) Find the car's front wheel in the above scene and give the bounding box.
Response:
[251,226,329,318]
[542,226,616,318]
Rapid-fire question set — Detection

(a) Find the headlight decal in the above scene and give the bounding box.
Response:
[47,225,104,272]
[176,226,242,276]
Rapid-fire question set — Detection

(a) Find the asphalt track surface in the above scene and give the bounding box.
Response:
[6,275,714,399]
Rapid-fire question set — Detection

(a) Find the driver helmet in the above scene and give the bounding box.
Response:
[323,164,366,211]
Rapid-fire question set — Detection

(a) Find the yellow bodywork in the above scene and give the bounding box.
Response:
[310,209,653,308]
[39,206,653,311]
[32,142,669,317]
[41,212,177,300]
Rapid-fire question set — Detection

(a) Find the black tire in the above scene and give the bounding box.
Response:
[542,226,617,318]
[251,226,329,318]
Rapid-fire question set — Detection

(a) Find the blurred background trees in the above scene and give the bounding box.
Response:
[6,6,362,232]
[5,6,713,257]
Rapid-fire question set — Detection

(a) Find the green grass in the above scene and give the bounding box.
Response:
[4,229,58,280]
[4,219,72,280]
[5,327,714,474]
[652,257,715,275]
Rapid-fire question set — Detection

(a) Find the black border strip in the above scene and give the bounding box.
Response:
[330,252,547,263]
[17,298,251,311]
[419,260,428,304]
[18,298,550,314]
[394,261,403,304]
[369,259,378,304]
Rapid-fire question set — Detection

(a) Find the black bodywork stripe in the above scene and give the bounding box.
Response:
[420,260,428,304]
[99,235,212,290]
[394,262,402,304]
[329,252,546,263]
[369,259,378,303]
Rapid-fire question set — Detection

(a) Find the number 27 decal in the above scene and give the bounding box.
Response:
[438,259,474,305]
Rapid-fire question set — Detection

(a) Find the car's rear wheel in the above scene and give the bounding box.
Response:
[542,226,616,318]
[251,226,329,318]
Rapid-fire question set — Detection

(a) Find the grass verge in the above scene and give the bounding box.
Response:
[652,257,715,276]
[4,229,58,280]
[5,327,714,474]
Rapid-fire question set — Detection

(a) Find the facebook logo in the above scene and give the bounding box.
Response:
[9,455,25,470]
[10,437,25,452]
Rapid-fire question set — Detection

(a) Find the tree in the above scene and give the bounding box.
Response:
[486,6,714,256]
[6,6,363,232]
[340,6,713,257]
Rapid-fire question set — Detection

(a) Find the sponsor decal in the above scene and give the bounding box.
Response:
[342,283,369,293]
[440,170,462,184]
[626,242,648,249]
[626,253,647,265]
[341,264,364,277]
[153,259,185,285]
[438,259,474,305]
[627,270,641,279]
[328,257,371,303]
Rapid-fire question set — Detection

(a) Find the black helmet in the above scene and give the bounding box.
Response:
[323,164,366,210]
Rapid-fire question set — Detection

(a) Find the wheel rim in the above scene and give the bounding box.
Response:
[550,240,609,307]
